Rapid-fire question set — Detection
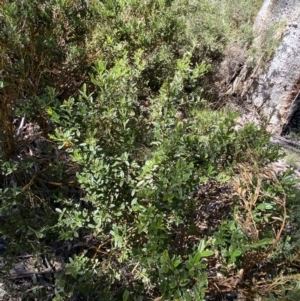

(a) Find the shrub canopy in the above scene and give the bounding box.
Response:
[1,1,300,300]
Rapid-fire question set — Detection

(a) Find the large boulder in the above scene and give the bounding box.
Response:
[230,0,300,133]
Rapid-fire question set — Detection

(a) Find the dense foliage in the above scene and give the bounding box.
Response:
[1,0,300,300]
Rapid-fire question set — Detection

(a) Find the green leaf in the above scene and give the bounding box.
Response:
[173,259,181,268]
[131,198,137,205]
[123,290,130,301]
[200,250,214,258]
[198,239,206,253]
[230,249,242,260]
[185,260,192,271]
[265,203,273,210]
[137,180,144,187]
[193,252,201,264]
[250,238,273,248]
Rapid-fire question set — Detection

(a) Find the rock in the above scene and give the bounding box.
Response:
[229,0,300,134]
[0,283,6,299]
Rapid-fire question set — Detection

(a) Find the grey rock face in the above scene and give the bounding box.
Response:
[237,0,300,133]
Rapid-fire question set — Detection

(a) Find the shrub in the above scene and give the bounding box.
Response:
[0,0,299,300]
[47,51,292,299]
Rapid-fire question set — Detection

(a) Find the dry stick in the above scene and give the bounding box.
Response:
[248,167,287,254]
[8,267,63,280]
[267,180,287,254]
[235,164,287,253]
[271,135,300,153]
[16,115,26,138]
[248,177,262,239]
[22,167,50,192]
[92,239,111,260]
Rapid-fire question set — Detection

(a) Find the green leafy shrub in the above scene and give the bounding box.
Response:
[46,50,291,299]
[0,0,299,300]
[183,0,263,60]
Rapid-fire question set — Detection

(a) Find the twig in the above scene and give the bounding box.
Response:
[267,179,287,254]
[8,267,62,280]
[271,135,300,153]
[16,115,26,138]
[8,268,62,280]
[22,167,50,192]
